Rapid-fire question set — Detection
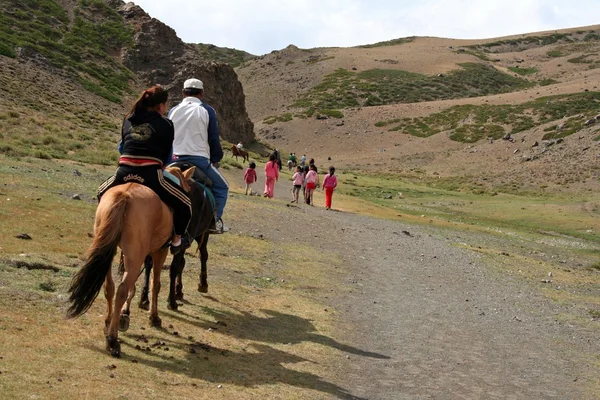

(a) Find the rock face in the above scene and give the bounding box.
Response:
[115,1,254,144]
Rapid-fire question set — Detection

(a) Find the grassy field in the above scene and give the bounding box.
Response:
[0,156,357,399]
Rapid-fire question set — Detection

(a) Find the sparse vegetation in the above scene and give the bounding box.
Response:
[508,66,538,75]
[546,50,563,57]
[193,43,255,67]
[376,92,600,142]
[539,78,559,86]
[466,31,599,53]
[293,63,533,112]
[357,37,415,48]
[0,0,135,103]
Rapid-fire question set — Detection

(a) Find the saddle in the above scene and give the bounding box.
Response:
[167,161,213,187]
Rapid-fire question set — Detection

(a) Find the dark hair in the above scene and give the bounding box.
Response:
[309,164,317,171]
[309,158,315,164]
[329,166,335,176]
[183,88,203,97]
[296,166,302,171]
[303,165,309,173]
[249,162,256,169]
[269,153,276,161]
[126,85,168,120]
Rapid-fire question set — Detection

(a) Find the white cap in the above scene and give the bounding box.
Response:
[183,78,203,90]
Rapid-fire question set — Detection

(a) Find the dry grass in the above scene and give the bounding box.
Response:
[0,156,360,400]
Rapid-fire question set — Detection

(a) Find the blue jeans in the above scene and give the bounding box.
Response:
[175,155,229,219]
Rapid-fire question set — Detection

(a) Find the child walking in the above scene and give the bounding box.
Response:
[264,153,279,198]
[304,164,319,205]
[244,162,257,195]
[322,166,338,210]
[291,166,303,203]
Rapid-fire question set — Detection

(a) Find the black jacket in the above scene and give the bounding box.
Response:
[120,110,174,166]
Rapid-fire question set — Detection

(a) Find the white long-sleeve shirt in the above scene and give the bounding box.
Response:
[169,97,210,158]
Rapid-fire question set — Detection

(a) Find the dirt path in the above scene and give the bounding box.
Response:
[228,170,600,399]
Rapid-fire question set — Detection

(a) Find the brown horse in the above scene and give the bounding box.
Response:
[66,167,195,357]
[231,145,249,163]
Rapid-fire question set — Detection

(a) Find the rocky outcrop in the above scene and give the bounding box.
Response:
[115,1,254,144]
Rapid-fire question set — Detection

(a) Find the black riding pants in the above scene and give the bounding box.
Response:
[97,165,191,235]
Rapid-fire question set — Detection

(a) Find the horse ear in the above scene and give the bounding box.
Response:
[183,166,196,181]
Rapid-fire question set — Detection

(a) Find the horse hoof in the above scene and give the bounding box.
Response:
[149,315,162,328]
[167,301,179,311]
[198,284,208,293]
[138,300,149,311]
[106,335,121,357]
[118,314,130,332]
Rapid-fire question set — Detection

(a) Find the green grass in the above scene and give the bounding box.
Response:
[547,50,564,57]
[0,0,135,103]
[456,49,492,61]
[263,113,293,124]
[539,78,559,86]
[335,171,600,244]
[568,54,598,64]
[508,66,538,75]
[293,63,533,112]
[375,91,600,142]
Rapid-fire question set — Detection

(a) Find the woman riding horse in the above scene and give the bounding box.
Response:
[67,86,194,357]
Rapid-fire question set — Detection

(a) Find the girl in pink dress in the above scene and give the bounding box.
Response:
[322,166,338,209]
[304,164,319,205]
[263,153,279,198]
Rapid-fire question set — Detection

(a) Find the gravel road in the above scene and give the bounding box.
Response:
[230,171,600,400]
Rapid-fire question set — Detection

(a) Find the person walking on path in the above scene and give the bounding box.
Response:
[264,153,279,198]
[244,162,257,195]
[300,154,307,167]
[322,166,338,210]
[291,166,303,203]
[304,164,319,205]
[168,78,229,233]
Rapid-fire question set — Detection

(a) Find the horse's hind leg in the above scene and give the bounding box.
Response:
[198,233,209,293]
[168,251,185,310]
[138,255,152,310]
[149,249,168,327]
[104,271,115,335]
[118,283,135,332]
[107,254,143,357]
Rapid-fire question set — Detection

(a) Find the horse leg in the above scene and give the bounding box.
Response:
[149,249,168,327]
[138,255,152,310]
[168,251,185,310]
[198,233,209,293]
[103,271,115,334]
[118,283,135,332]
[175,256,185,301]
[106,255,143,358]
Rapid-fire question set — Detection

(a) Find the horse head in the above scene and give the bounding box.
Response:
[165,166,196,192]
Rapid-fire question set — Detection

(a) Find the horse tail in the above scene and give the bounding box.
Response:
[66,192,129,318]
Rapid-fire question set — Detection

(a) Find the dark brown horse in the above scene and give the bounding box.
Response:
[231,145,249,163]
[66,167,196,357]
[138,163,216,311]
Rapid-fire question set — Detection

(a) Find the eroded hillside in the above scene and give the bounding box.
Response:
[236,27,600,193]
[0,0,253,164]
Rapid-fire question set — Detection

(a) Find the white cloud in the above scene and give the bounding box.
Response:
[130,0,600,54]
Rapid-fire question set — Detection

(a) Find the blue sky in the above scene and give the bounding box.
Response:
[131,0,600,55]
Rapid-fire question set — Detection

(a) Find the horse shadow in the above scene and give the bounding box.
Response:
[94,324,370,400]
[165,305,389,360]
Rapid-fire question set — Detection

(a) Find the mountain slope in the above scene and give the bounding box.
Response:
[236,26,600,193]
[0,0,254,164]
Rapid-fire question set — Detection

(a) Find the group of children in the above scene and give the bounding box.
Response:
[243,154,338,209]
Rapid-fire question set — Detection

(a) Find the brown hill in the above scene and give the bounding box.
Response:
[0,0,253,164]
[236,26,600,193]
